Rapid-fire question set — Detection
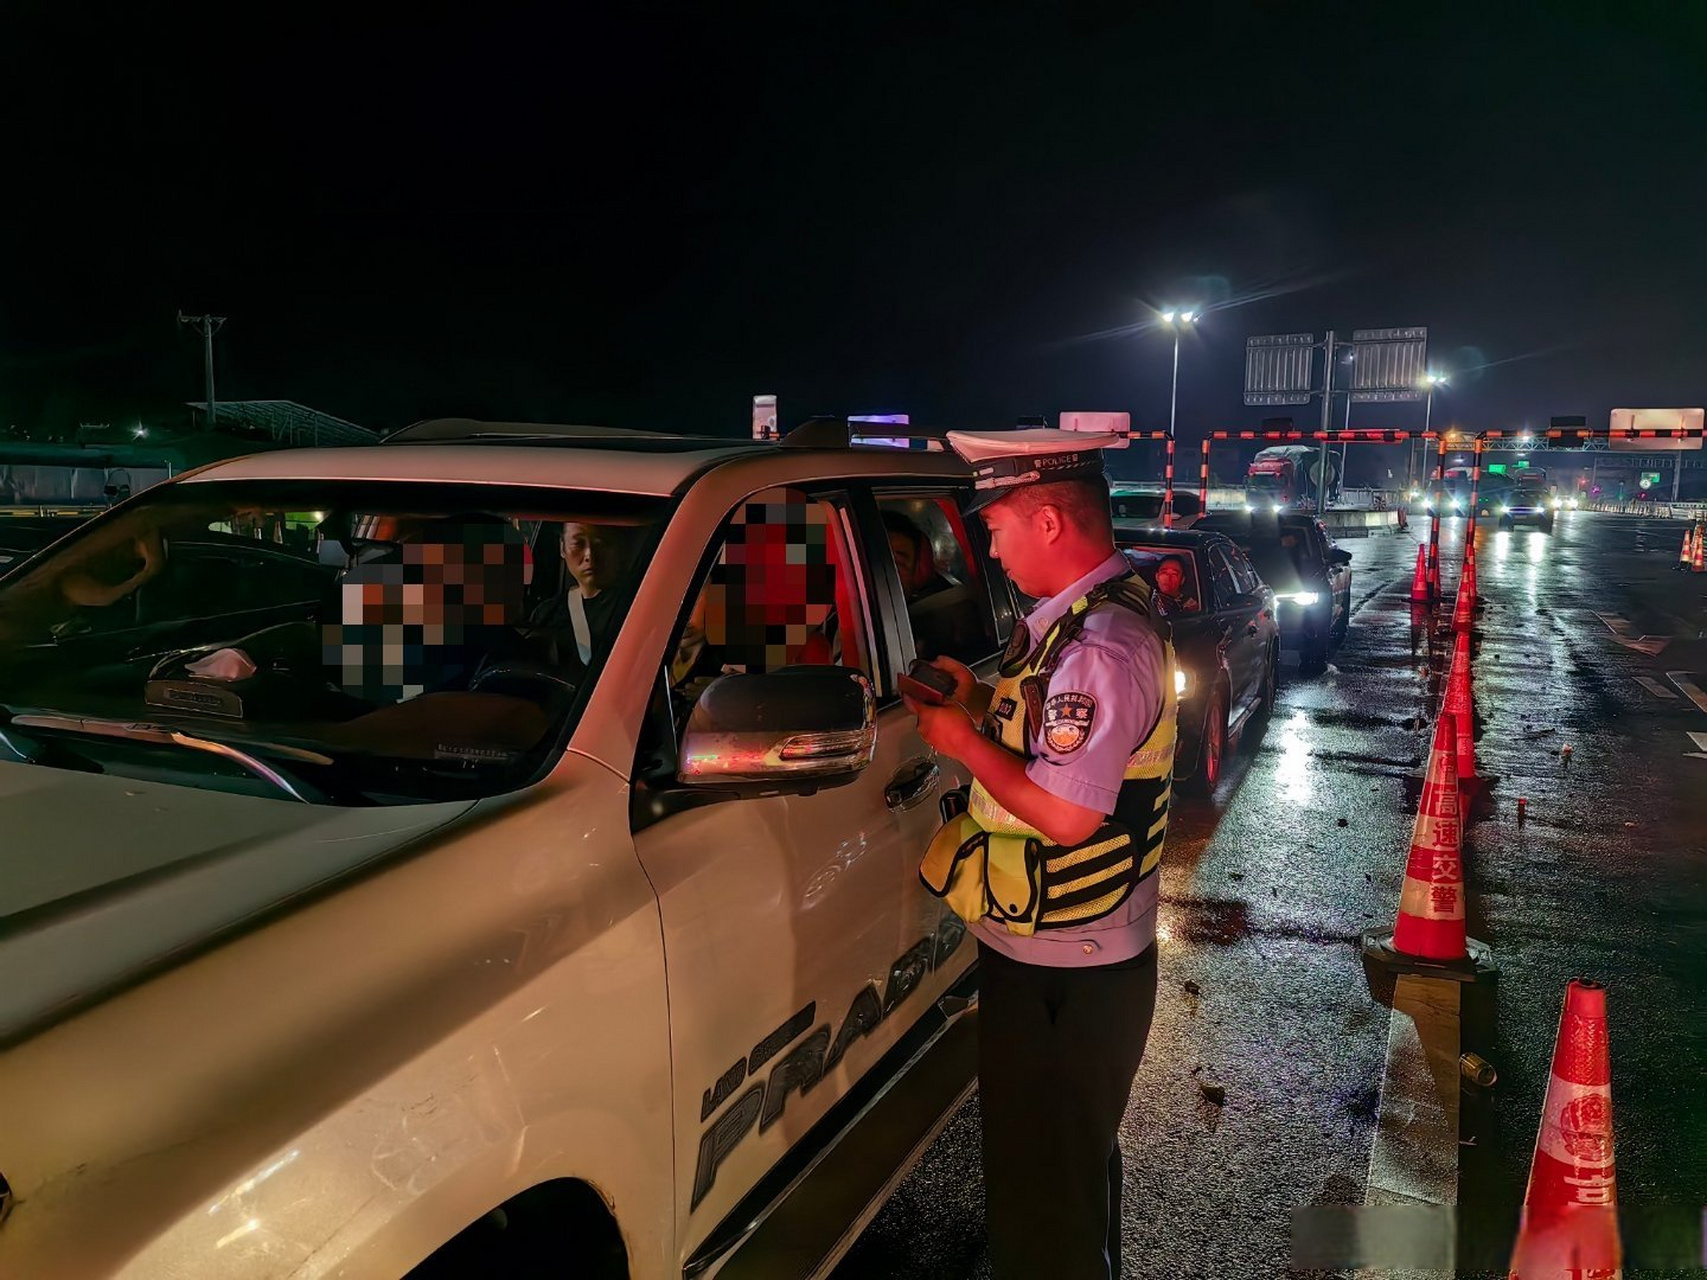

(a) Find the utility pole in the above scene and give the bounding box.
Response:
[1316,330,1336,512]
[177,312,227,428]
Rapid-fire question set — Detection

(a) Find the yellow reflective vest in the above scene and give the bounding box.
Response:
[919,572,1177,936]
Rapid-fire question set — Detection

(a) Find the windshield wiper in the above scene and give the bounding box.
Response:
[7,713,330,803]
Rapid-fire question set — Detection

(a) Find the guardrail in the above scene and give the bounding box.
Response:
[1584,500,1707,520]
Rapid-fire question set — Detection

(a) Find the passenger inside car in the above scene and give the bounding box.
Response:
[878,500,992,661]
[524,520,641,668]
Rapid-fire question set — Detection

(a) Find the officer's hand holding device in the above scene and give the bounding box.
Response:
[898,658,958,706]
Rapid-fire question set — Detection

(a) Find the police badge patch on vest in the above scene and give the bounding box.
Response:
[1041,691,1097,754]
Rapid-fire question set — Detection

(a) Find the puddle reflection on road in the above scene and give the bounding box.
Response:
[1274,709,1315,807]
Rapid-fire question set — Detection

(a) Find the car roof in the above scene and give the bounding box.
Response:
[1194,510,1325,540]
[1112,524,1239,553]
[176,419,974,497]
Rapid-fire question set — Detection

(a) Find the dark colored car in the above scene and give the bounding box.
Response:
[1111,525,1280,795]
[1193,510,1352,673]
[1499,480,1556,531]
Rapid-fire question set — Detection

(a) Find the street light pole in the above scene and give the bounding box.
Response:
[177,312,227,429]
[1414,373,1447,490]
[1160,308,1198,440]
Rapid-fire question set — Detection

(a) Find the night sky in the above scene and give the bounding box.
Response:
[6,3,1706,452]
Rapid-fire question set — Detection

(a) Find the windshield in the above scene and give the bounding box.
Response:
[0,479,667,806]
[1246,473,1285,492]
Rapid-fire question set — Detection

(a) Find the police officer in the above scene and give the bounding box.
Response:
[907,426,1177,1280]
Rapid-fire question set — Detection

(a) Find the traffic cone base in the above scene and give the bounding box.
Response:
[1361,713,1495,986]
[1510,979,1621,1278]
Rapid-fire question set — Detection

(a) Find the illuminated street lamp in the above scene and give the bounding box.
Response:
[1159,308,1199,439]
[1413,372,1449,487]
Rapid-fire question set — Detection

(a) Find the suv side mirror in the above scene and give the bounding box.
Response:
[678,665,876,793]
[1328,547,1352,566]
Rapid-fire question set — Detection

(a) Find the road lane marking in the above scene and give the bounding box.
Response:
[1594,612,1670,655]
[1593,611,1634,636]
[1636,676,1679,699]
[1665,672,1707,714]
[1688,732,1707,755]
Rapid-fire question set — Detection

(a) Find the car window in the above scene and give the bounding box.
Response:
[1204,547,1240,605]
[1118,544,1203,614]
[1223,545,1263,597]
[0,480,668,805]
[663,487,872,737]
[875,491,1003,663]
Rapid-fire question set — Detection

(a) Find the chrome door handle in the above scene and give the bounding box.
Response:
[886,757,941,811]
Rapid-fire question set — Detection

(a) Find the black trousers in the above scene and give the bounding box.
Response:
[976,940,1159,1280]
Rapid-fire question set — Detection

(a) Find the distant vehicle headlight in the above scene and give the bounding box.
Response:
[1279,591,1321,606]
[1272,504,1285,515]
[1245,505,1255,514]
[1451,502,1463,513]
[1500,505,1510,514]
[1174,667,1188,699]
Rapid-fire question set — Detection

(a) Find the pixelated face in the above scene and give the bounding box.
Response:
[561,522,632,596]
[323,522,529,701]
[704,491,836,671]
[1156,559,1185,595]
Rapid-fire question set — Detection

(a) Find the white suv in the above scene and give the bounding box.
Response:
[0,419,1018,1279]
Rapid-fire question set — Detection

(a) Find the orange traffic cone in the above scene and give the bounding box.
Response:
[1679,528,1692,570]
[1463,549,1480,607]
[1452,572,1477,634]
[1361,710,1495,982]
[1409,543,1431,604]
[1693,523,1705,574]
[1427,543,1442,602]
[1509,979,1621,1278]
[1445,630,1483,801]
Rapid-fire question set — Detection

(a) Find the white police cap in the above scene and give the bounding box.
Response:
[947,426,1123,512]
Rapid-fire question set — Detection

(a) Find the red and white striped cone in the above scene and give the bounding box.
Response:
[1451,571,1477,634]
[1409,542,1431,604]
[1444,630,1481,801]
[1693,524,1705,574]
[1361,710,1495,982]
[1680,528,1694,571]
[1509,979,1622,1279]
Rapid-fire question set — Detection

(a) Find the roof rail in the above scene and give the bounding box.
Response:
[383,419,723,445]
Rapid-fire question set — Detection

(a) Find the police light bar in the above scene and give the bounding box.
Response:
[1058,411,1132,449]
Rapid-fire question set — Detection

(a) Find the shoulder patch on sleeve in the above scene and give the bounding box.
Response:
[1041,690,1097,755]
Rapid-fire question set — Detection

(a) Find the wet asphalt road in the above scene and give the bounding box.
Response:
[835,509,1707,1278]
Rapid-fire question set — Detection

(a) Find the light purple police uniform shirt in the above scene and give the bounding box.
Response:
[971,550,1168,968]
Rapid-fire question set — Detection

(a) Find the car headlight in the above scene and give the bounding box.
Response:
[1425,502,1435,512]
[1451,502,1463,513]
[1244,505,1256,514]
[1272,504,1285,515]
[1500,505,1510,514]
[1174,667,1188,699]
[1278,591,1321,606]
